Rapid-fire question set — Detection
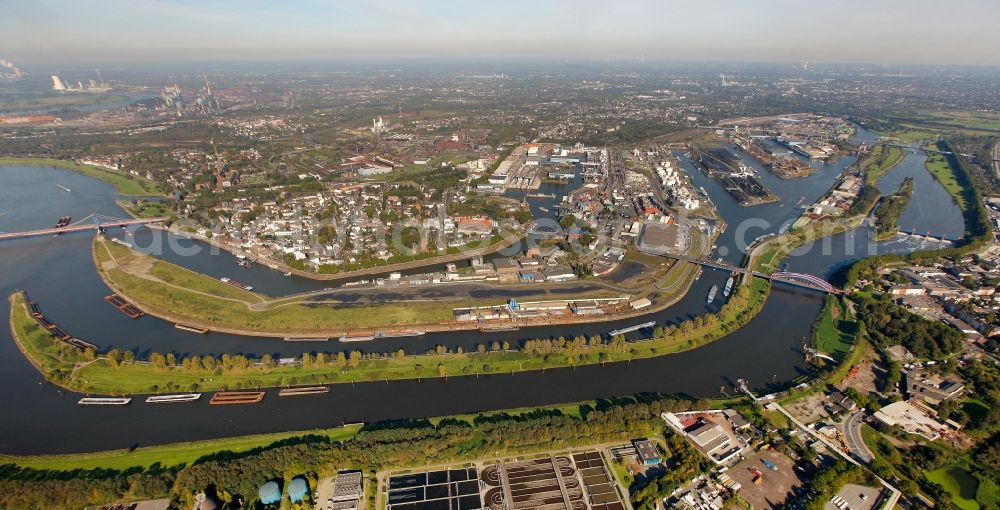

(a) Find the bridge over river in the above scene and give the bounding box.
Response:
[645,249,841,294]
[0,213,166,241]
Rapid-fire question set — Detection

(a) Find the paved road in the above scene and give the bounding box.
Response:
[768,401,901,509]
[843,410,874,463]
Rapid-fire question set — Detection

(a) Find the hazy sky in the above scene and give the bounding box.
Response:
[4,0,1000,65]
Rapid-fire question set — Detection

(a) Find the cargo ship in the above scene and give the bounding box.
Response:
[707,285,718,303]
[175,323,209,334]
[78,397,132,406]
[283,336,329,342]
[723,277,734,297]
[478,324,520,332]
[608,321,656,336]
[209,391,265,405]
[219,277,254,291]
[145,393,202,404]
[375,330,426,338]
[278,386,330,397]
[339,333,376,343]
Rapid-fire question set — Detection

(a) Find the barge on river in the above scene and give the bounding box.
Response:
[104,293,145,319]
[278,386,330,397]
[219,277,254,291]
[608,321,656,336]
[78,397,132,406]
[175,323,209,334]
[209,391,265,405]
[145,393,202,404]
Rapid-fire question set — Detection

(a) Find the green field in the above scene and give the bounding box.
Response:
[864,145,905,185]
[0,157,161,196]
[886,128,942,144]
[0,424,363,471]
[925,111,1000,132]
[812,296,856,359]
[120,199,172,219]
[925,467,981,510]
[924,153,968,210]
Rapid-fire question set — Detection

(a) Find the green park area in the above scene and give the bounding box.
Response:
[0,157,161,196]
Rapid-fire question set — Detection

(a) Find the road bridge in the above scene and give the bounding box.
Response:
[648,250,841,294]
[0,213,166,241]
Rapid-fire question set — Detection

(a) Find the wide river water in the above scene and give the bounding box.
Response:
[0,131,965,454]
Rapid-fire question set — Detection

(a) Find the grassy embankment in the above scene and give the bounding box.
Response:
[924,152,969,211]
[864,145,905,186]
[0,157,161,196]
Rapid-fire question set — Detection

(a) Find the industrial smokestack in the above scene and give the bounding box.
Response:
[51,75,66,91]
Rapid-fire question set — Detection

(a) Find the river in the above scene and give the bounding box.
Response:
[0,129,963,454]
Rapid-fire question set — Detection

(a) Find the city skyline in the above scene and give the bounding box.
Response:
[4,0,1000,65]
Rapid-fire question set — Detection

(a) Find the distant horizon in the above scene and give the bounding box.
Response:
[4,0,1000,66]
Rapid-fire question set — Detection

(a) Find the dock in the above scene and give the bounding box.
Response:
[278,386,330,397]
[283,336,329,342]
[104,293,145,319]
[175,323,209,334]
[209,391,265,405]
